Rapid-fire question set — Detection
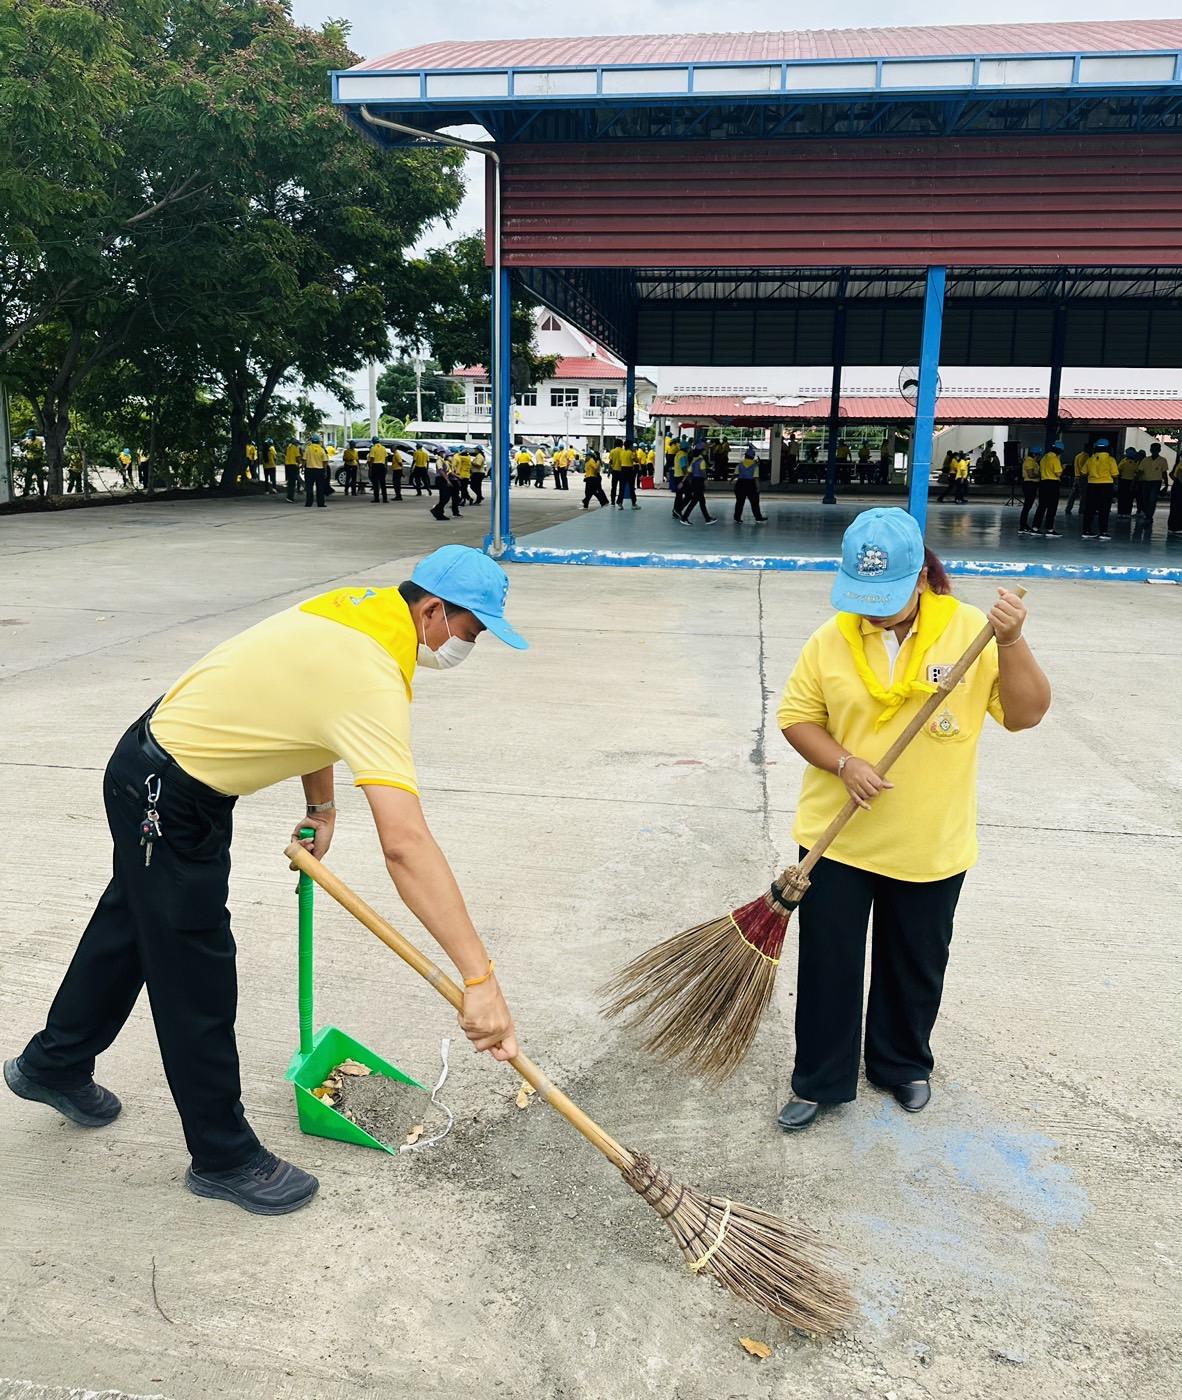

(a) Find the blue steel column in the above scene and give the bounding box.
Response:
[624,364,636,442]
[907,266,947,532]
[485,266,513,554]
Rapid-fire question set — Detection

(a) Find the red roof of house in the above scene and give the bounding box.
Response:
[358,22,1182,72]
[650,394,1182,425]
[452,356,627,381]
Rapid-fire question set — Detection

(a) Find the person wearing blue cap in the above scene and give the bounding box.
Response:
[1031,441,1064,536]
[8,546,526,1217]
[303,433,329,508]
[1080,439,1118,540]
[774,509,1050,1130]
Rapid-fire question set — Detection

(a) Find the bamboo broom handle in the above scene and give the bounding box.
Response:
[284,844,634,1172]
[790,587,1027,883]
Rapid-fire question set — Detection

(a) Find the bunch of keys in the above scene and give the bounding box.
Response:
[141,773,162,867]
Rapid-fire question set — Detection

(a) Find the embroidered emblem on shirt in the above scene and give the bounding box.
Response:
[856,543,889,577]
[929,705,961,737]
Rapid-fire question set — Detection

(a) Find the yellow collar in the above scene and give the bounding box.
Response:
[836,591,959,728]
[298,587,418,698]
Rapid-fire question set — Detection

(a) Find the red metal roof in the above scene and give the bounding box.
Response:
[650,394,1182,425]
[358,22,1182,71]
[452,356,627,380]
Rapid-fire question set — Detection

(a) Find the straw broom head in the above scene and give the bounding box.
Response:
[601,870,809,1082]
[622,1150,853,1333]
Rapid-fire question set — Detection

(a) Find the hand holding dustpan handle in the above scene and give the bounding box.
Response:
[283,843,633,1172]
[297,827,316,1056]
[787,586,1028,886]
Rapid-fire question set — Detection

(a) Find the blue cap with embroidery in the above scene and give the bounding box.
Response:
[411,545,528,650]
[832,507,926,617]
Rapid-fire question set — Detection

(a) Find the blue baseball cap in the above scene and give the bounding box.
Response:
[832,508,926,617]
[411,545,527,650]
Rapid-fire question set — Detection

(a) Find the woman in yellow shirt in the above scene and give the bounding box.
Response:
[1017,449,1041,534]
[1081,439,1119,540]
[775,508,1050,1129]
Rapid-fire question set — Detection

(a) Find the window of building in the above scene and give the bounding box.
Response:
[515,388,538,407]
[589,388,618,408]
[473,384,491,407]
[550,387,579,408]
[540,315,561,331]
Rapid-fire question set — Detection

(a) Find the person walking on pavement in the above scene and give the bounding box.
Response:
[1018,448,1041,534]
[677,443,716,525]
[470,448,486,503]
[430,453,463,520]
[261,440,278,494]
[552,443,570,492]
[533,447,548,489]
[582,448,608,509]
[6,548,527,1215]
[671,439,692,519]
[303,434,329,508]
[283,439,302,502]
[1080,438,1119,540]
[1031,441,1064,537]
[617,440,640,510]
[774,509,1050,1131]
[388,445,405,502]
[341,442,360,497]
[411,444,432,496]
[734,444,767,523]
[367,437,389,503]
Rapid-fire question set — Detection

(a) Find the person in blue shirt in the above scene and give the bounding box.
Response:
[676,442,716,525]
[734,443,767,523]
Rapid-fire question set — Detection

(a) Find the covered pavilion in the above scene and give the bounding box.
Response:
[333,20,1182,581]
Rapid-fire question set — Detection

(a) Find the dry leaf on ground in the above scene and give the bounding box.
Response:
[739,1337,772,1359]
[336,1059,372,1077]
[515,1082,537,1110]
[405,1124,425,1145]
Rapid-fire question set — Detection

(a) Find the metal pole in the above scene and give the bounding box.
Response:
[367,361,379,438]
[823,274,848,505]
[1045,301,1067,454]
[414,357,424,428]
[908,266,947,533]
[624,364,636,442]
[359,107,506,555]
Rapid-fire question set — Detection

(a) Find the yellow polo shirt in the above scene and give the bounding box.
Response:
[1084,452,1118,484]
[265,446,277,467]
[584,455,601,477]
[413,447,429,469]
[284,444,300,467]
[1040,452,1063,481]
[673,450,688,478]
[1022,455,1041,482]
[151,587,419,799]
[776,600,1005,882]
[1117,454,1140,480]
[304,443,328,472]
[1139,455,1167,484]
[368,442,388,467]
[453,452,472,478]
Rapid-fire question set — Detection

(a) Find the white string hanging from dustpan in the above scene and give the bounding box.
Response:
[399,1037,455,1153]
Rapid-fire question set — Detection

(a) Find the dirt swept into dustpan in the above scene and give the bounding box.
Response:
[334,1071,441,1148]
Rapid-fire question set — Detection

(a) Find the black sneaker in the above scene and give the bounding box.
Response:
[186,1147,319,1216]
[4,1055,121,1127]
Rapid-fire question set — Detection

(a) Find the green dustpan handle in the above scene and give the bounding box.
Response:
[297,826,315,1056]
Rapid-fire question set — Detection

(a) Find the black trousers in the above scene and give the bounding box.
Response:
[553,467,568,491]
[1169,478,1182,532]
[263,467,277,492]
[470,470,485,502]
[618,468,637,504]
[1031,479,1060,532]
[1117,478,1136,516]
[343,464,358,495]
[432,478,461,517]
[672,475,691,516]
[734,479,765,520]
[410,465,432,495]
[609,469,620,504]
[792,853,966,1102]
[304,468,326,506]
[681,477,712,520]
[583,476,608,506]
[285,466,300,500]
[390,468,403,501]
[369,466,388,502]
[1019,480,1039,530]
[534,466,546,488]
[1138,478,1161,520]
[21,710,257,1171]
[516,463,531,486]
[1082,481,1113,535]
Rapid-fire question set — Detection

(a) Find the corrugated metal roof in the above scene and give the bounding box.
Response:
[357,21,1182,72]
[650,394,1182,424]
[451,356,628,380]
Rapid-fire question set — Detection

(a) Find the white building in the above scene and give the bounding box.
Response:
[417,310,655,446]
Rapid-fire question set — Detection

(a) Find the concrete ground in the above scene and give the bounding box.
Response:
[1,491,1180,1400]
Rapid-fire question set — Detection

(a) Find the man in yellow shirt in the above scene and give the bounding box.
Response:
[1031,441,1064,536]
[470,447,487,503]
[1018,448,1041,534]
[515,445,532,487]
[283,439,302,502]
[341,442,360,496]
[302,434,329,508]
[1115,446,1141,519]
[262,439,278,494]
[8,546,527,1216]
[1081,438,1118,540]
[671,439,691,518]
[367,437,389,503]
[1136,443,1168,526]
[389,444,405,502]
[411,443,432,497]
[451,447,473,505]
[1065,446,1090,516]
[582,448,608,508]
[244,441,257,483]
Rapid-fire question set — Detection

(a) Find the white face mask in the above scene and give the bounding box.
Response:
[417,610,474,670]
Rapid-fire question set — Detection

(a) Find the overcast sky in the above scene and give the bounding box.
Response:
[290,1,1169,418]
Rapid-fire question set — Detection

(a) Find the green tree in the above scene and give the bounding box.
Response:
[375,356,462,422]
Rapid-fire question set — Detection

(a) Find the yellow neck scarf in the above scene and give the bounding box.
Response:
[836,590,959,728]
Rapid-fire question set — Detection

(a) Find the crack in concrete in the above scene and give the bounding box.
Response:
[750,570,773,846]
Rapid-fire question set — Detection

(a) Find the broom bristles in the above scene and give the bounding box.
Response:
[601,883,801,1081]
[622,1151,853,1334]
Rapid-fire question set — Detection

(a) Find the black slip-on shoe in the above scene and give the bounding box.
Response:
[891,1081,931,1113]
[777,1097,819,1130]
[4,1056,121,1127]
[186,1148,319,1216]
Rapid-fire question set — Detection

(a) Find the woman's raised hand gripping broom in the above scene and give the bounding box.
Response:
[601,592,1023,1082]
[285,843,854,1335]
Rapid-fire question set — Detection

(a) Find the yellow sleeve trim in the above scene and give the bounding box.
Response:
[353,776,420,796]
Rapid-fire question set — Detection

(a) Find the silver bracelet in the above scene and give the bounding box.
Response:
[306,800,336,814]
[836,754,851,777]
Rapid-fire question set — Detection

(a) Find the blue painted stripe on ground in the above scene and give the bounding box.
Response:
[501,545,1182,584]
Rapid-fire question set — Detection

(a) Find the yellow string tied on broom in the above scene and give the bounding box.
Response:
[689,1200,733,1274]
[728,913,780,965]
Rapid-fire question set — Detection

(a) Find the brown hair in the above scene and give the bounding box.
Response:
[924,547,952,595]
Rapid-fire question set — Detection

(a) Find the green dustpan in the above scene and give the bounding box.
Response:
[285,829,424,1154]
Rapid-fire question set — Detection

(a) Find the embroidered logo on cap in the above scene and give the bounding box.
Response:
[856,543,889,577]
